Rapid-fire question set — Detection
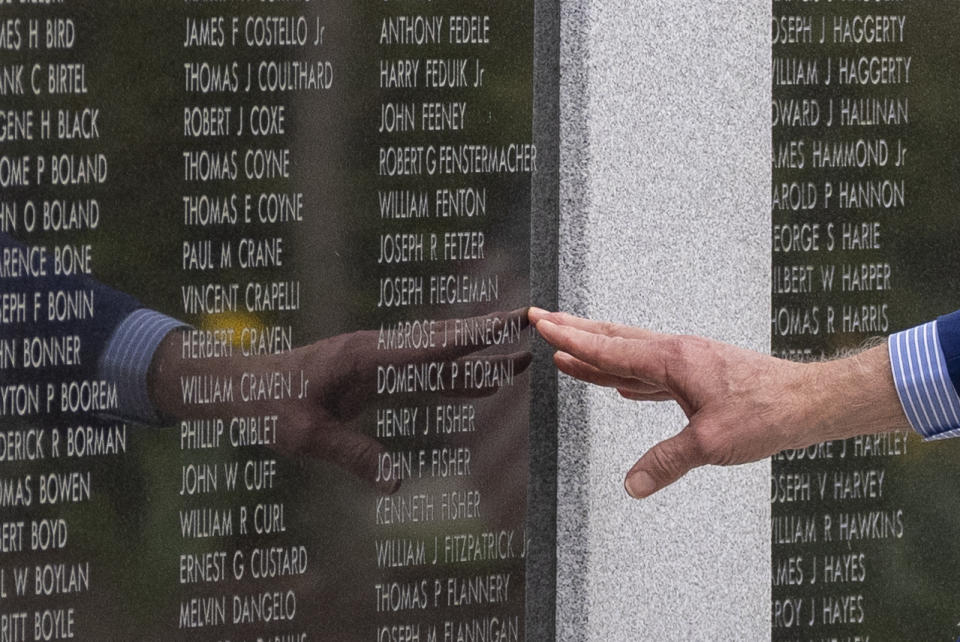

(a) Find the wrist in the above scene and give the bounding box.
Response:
[802,343,910,443]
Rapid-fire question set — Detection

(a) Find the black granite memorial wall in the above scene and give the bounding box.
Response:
[772,3,960,639]
[0,2,555,639]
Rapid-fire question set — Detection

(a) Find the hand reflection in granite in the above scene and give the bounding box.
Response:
[149,308,531,494]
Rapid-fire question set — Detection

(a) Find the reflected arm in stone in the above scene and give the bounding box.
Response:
[529,308,913,500]
[147,309,532,494]
[0,231,184,422]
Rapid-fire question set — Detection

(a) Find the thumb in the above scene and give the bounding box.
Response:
[309,430,400,495]
[624,427,705,499]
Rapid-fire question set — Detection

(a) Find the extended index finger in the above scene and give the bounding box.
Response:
[553,351,665,394]
[536,319,673,386]
[529,308,659,341]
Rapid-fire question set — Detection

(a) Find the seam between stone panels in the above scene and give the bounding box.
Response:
[557,1,596,638]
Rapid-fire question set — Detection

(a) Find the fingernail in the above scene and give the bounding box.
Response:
[533,319,556,337]
[625,472,655,499]
[529,307,551,323]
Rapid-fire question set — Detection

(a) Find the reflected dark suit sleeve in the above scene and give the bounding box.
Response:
[1,232,183,424]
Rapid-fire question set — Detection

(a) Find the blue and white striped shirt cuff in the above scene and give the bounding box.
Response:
[98,309,187,426]
[888,321,960,441]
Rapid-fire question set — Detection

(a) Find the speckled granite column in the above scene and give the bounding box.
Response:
[556,2,771,640]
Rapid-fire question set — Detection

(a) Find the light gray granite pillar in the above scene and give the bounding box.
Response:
[557,2,771,640]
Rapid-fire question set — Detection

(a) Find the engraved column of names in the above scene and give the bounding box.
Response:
[176,5,326,638]
[1,5,110,641]
[772,5,912,639]
[373,7,533,641]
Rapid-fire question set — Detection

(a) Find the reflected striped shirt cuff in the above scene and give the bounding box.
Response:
[888,321,960,441]
[98,309,186,426]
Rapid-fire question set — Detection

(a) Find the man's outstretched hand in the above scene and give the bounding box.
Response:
[529,308,910,499]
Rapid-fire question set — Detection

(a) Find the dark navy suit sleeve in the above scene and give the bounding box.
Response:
[936,310,960,394]
[1,231,141,419]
